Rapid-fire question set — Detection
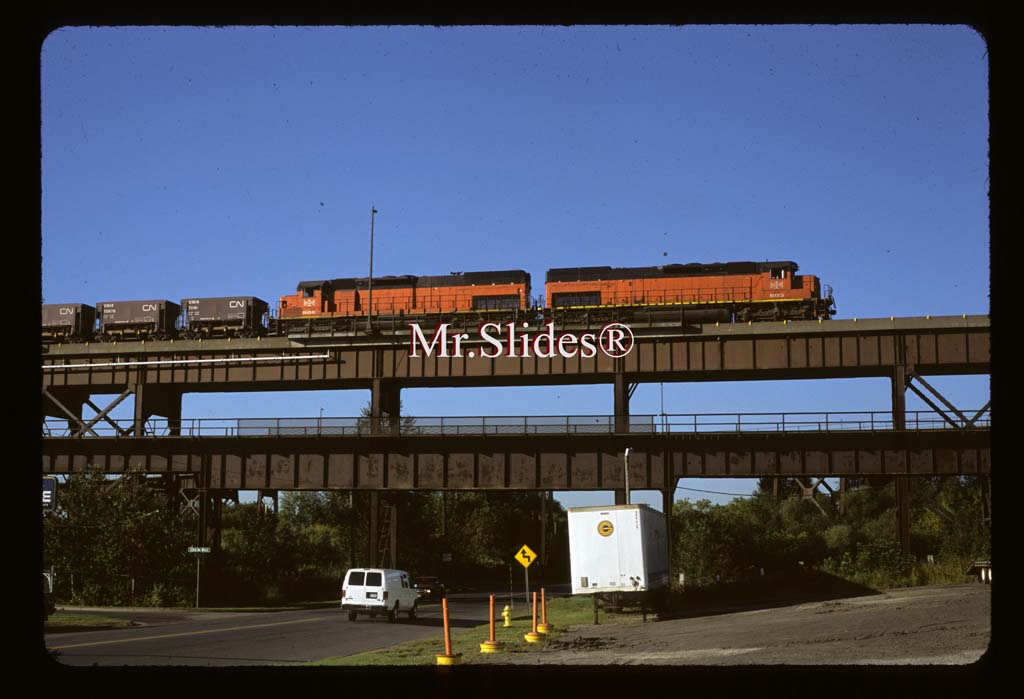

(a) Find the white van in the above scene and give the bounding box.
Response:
[341,568,419,622]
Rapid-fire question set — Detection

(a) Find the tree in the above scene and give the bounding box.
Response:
[43,467,193,606]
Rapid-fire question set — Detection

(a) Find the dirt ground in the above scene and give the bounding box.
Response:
[494,583,991,665]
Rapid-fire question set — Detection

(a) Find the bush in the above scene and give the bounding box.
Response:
[913,555,977,586]
[143,583,190,608]
[821,539,918,589]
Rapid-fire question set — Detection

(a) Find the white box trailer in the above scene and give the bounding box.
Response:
[568,504,669,595]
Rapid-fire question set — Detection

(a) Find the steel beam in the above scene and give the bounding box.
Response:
[133,385,184,436]
[906,383,962,428]
[798,477,830,518]
[42,316,990,393]
[968,402,991,428]
[893,367,912,553]
[369,376,400,565]
[613,373,629,505]
[43,428,990,485]
[981,476,991,527]
[85,399,130,436]
[41,388,92,436]
[368,491,379,567]
[663,482,676,577]
[909,371,971,425]
[82,389,133,435]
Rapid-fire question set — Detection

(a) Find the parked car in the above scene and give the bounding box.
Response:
[413,576,446,602]
[340,568,418,622]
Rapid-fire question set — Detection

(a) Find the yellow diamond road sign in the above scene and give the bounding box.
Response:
[515,545,537,568]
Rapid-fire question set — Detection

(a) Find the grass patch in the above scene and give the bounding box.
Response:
[312,596,628,666]
[45,612,138,633]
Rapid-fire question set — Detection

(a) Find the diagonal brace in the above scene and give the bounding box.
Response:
[85,396,132,436]
[180,489,199,516]
[81,389,134,434]
[797,477,830,518]
[906,382,962,429]
[909,371,970,425]
[42,388,97,436]
[967,401,991,427]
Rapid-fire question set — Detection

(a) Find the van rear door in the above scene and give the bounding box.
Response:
[363,570,384,605]
[345,570,367,605]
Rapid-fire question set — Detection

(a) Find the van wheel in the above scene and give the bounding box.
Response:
[387,602,399,623]
[347,610,357,621]
[407,603,417,621]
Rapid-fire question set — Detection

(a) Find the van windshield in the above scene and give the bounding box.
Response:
[348,571,365,585]
[366,572,382,586]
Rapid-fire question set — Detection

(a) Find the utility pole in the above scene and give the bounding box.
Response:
[366,206,377,332]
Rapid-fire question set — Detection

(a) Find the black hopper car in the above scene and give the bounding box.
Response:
[96,300,180,341]
[42,297,269,344]
[180,296,269,339]
[42,303,96,343]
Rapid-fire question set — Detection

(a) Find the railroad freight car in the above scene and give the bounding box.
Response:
[95,300,180,341]
[545,261,834,324]
[180,296,269,338]
[277,270,531,333]
[41,303,96,343]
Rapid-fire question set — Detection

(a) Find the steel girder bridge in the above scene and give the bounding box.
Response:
[41,315,991,568]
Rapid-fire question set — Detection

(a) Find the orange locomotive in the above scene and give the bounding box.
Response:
[277,270,532,331]
[545,261,835,323]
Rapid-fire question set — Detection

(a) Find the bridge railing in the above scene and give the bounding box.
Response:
[42,408,990,438]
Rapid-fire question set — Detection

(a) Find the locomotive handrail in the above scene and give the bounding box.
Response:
[42,408,990,438]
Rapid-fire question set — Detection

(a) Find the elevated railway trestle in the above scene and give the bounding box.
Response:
[41,315,990,567]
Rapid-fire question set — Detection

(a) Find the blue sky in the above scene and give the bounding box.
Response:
[41,25,989,511]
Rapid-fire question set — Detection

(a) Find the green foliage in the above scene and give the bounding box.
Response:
[43,466,194,606]
[143,582,190,608]
[209,487,566,603]
[673,477,989,593]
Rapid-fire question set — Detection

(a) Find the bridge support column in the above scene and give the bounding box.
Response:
[133,385,183,436]
[369,377,401,567]
[194,460,224,552]
[613,373,630,432]
[980,476,991,527]
[368,491,380,567]
[892,367,912,554]
[371,378,402,435]
[349,492,357,569]
[613,374,635,505]
[663,481,676,581]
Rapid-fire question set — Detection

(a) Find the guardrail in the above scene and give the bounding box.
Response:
[42,408,991,438]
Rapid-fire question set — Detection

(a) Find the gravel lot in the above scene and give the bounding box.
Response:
[491,583,991,665]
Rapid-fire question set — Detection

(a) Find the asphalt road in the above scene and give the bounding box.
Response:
[44,584,991,667]
[45,592,509,667]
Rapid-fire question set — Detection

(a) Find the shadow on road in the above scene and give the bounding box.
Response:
[344,615,483,629]
[654,570,881,621]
